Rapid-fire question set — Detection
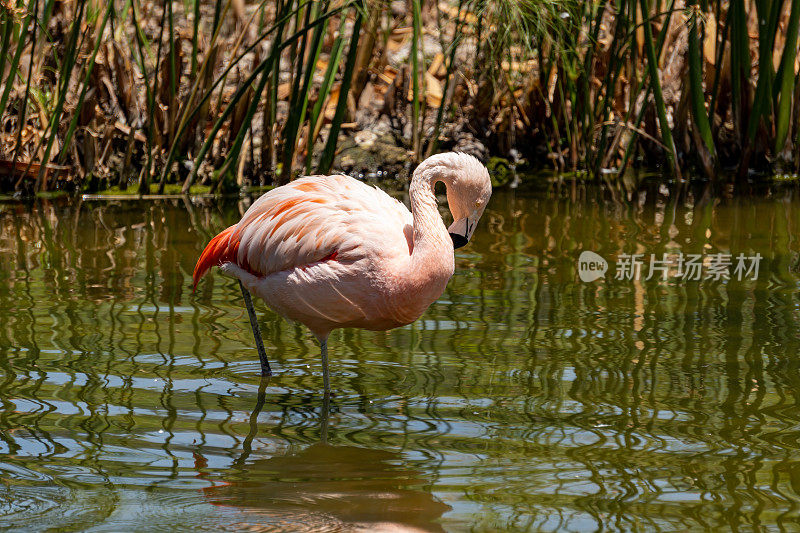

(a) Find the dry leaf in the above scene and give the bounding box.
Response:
[703,13,716,65]
[324,86,340,121]
[428,53,444,77]
[278,83,291,100]
[425,72,443,107]
[377,66,397,85]
[406,72,443,107]
[635,2,644,58]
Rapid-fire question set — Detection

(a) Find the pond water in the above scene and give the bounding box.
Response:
[2,180,800,531]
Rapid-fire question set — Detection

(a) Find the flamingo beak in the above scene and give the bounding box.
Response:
[448,217,473,249]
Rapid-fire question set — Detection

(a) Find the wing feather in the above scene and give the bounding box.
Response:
[194,174,412,287]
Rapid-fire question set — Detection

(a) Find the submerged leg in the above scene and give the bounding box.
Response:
[320,388,330,443]
[320,337,330,393]
[239,280,272,377]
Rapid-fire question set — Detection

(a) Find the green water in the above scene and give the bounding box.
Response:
[2,182,800,531]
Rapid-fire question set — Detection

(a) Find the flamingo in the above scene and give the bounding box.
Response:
[193,152,492,392]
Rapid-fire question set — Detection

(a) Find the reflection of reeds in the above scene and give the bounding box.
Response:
[4,189,800,527]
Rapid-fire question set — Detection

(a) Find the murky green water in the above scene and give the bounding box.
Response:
[3,181,800,531]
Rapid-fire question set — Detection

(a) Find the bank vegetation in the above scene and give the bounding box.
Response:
[0,0,798,194]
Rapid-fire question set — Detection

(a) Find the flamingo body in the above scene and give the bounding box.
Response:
[193,152,492,382]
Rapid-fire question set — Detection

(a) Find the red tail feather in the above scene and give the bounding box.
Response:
[193,225,240,290]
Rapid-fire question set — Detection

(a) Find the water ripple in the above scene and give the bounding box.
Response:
[2,187,800,529]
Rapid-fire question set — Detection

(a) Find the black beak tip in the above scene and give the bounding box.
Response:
[449,232,469,249]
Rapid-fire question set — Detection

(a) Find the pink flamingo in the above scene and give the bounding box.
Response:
[193,152,492,391]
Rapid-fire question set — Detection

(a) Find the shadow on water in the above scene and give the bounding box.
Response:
[3,179,800,529]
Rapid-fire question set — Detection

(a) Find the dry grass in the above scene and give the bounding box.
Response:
[0,0,798,194]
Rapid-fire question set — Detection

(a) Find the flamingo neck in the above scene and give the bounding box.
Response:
[380,159,457,326]
[406,160,455,283]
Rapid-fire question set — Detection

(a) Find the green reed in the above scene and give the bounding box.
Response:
[304,14,345,174]
[316,5,362,174]
[182,1,357,189]
[775,0,800,154]
[1,0,799,194]
[58,0,114,166]
[0,0,366,193]
[33,0,86,190]
[460,0,799,177]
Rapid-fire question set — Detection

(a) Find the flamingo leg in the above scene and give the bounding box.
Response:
[320,338,330,393]
[320,389,330,443]
[239,280,272,377]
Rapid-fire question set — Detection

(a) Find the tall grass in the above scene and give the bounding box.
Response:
[1,0,367,193]
[0,0,799,194]
[473,0,800,177]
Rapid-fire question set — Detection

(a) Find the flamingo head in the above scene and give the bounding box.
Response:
[443,153,492,249]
